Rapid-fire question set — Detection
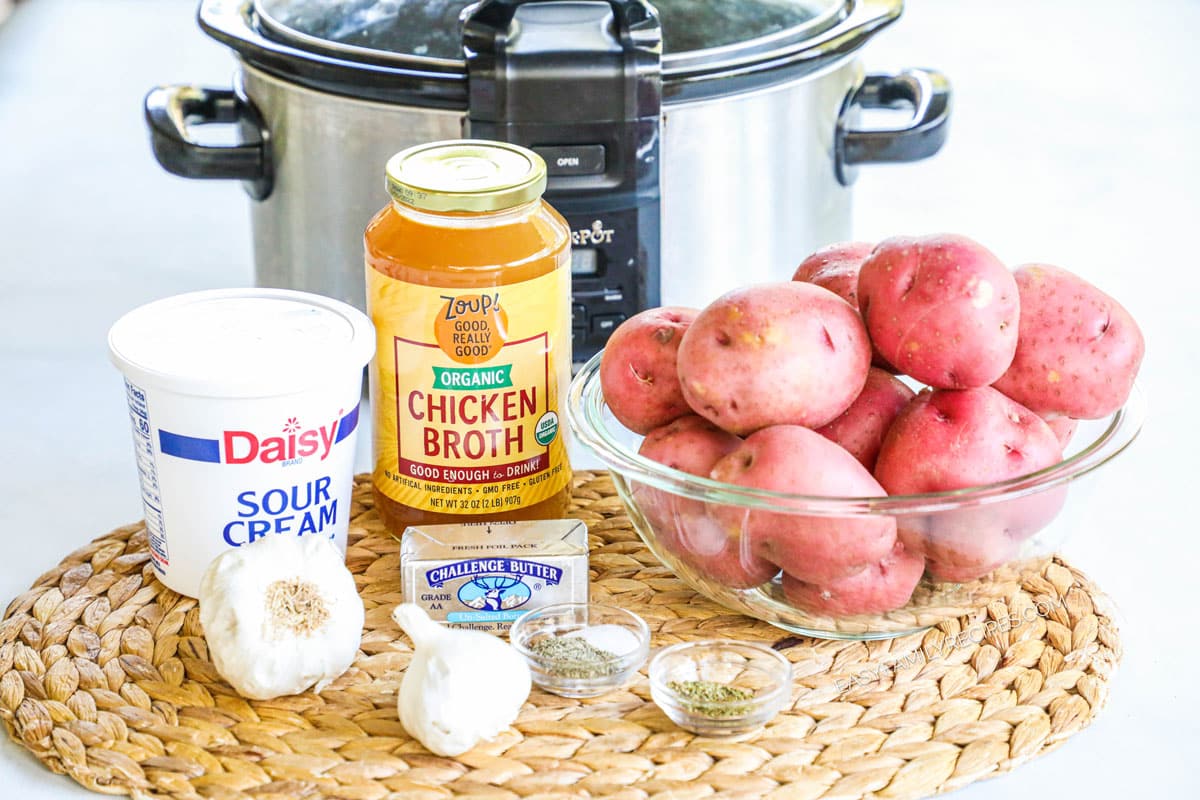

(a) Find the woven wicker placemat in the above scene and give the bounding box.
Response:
[1,472,1120,800]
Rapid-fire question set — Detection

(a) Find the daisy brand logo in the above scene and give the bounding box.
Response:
[157,405,360,465]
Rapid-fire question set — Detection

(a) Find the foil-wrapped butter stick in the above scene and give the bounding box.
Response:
[400,520,588,634]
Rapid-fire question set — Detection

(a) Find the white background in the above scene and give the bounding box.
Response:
[1,0,1196,796]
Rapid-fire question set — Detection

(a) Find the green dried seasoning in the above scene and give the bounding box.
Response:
[668,680,755,718]
[528,636,621,679]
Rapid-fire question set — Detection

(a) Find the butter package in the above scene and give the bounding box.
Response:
[401,520,588,634]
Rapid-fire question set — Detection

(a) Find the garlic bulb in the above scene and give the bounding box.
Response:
[199,535,363,700]
[393,604,530,757]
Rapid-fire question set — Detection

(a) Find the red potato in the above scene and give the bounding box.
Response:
[781,540,925,617]
[816,368,916,471]
[877,387,1065,583]
[711,426,897,584]
[898,516,1019,583]
[793,241,897,372]
[875,387,1063,494]
[668,510,781,589]
[634,417,774,588]
[628,475,687,564]
[858,235,1020,389]
[926,551,1015,583]
[635,415,742,537]
[638,415,742,478]
[599,306,698,434]
[992,264,1144,419]
[792,241,875,309]
[1043,415,1079,450]
[677,283,872,434]
[898,480,1068,583]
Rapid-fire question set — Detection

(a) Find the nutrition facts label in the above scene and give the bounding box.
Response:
[124,380,169,571]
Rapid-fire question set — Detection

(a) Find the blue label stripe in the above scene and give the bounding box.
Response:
[158,430,220,463]
[447,610,529,624]
[335,404,360,443]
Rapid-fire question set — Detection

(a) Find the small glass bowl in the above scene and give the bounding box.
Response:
[650,640,793,737]
[510,603,651,698]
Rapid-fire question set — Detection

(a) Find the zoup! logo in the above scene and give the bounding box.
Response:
[157,405,360,465]
[457,575,532,612]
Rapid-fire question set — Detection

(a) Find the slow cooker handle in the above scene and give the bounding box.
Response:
[835,68,952,186]
[464,0,659,43]
[144,85,272,201]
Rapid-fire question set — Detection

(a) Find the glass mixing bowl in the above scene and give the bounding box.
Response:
[568,352,1144,640]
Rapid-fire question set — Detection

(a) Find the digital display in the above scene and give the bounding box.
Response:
[571,248,599,276]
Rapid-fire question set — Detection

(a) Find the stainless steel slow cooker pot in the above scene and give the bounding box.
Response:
[146,0,949,360]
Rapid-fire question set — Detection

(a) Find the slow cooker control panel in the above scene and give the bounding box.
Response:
[534,145,608,177]
[463,0,663,364]
[560,206,655,361]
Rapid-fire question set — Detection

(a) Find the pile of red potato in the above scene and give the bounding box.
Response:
[599,234,1144,618]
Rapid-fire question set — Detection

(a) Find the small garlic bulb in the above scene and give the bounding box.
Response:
[394,604,530,757]
[199,535,363,700]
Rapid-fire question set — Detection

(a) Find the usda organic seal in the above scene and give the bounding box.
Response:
[535,411,559,446]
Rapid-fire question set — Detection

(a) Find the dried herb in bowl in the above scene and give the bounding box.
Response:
[528,635,622,679]
[667,680,756,718]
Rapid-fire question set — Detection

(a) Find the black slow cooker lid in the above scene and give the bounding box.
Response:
[255,0,838,66]
[199,0,901,106]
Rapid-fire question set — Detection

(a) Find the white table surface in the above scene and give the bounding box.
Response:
[1,0,1196,796]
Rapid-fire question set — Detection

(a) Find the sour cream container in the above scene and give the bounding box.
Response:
[107,289,375,597]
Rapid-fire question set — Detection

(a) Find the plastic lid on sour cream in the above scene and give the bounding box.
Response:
[108,289,375,398]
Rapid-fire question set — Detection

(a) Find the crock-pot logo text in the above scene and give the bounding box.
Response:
[155,406,359,466]
[572,220,615,246]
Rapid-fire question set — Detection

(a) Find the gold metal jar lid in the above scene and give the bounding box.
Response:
[385,140,548,213]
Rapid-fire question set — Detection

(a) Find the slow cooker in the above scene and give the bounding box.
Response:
[145,0,950,360]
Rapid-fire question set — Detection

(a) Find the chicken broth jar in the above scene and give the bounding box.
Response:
[366,140,573,531]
